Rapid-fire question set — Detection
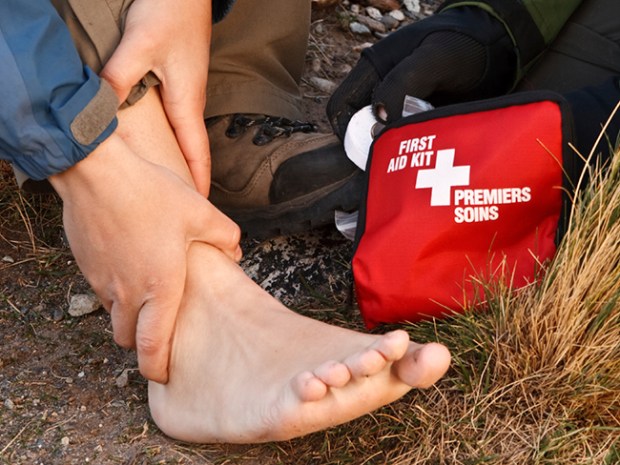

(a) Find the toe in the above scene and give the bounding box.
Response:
[314,360,351,388]
[373,330,410,361]
[344,348,389,378]
[395,342,451,388]
[292,370,329,402]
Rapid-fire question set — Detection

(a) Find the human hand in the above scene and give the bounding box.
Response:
[327,7,516,139]
[101,0,212,196]
[49,134,241,383]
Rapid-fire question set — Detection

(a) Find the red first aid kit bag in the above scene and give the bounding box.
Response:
[353,91,575,328]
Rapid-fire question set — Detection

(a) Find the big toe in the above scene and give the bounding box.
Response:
[395,342,451,388]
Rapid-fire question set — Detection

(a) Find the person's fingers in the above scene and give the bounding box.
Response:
[134,274,187,384]
[327,57,380,140]
[160,86,211,197]
[101,34,154,104]
[372,55,431,123]
[190,197,242,262]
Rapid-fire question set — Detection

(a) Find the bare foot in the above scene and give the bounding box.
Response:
[148,243,451,443]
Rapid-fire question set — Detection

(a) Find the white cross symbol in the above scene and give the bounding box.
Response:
[415,149,470,206]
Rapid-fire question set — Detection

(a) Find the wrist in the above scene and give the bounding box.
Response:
[48,132,131,201]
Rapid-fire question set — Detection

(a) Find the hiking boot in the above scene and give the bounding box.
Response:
[206,114,363,238]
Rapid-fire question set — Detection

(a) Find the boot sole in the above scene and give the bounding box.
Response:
[220,171,364,239]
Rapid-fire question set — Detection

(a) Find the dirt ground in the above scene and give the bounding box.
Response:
[0,3,436,464]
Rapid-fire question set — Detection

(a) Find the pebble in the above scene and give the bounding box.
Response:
[355,14,387,34]
[309,76,337,94]
[311,57,322,73]
[402,0,421,14]
[337,63,353,75]
[365,6,383,20]
[52,307,64,322]
[61,436,70,447]
[349,22,371,35]
[4,398,15,410]
[381,14,400,30]
[115,369,130,388]
[68,293,101,317]
[352,42,374,53]
[388,9,406,21]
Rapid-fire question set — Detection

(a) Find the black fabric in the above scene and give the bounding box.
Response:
[563,77,620,187]
[438,0,545,65]
[212,0,236,23]
[516,0,620,94]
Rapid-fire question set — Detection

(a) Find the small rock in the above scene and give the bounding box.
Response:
[337,63,353,76]
[61,436,70,447]
[115,369,130,388]
[2,256,14,263]
[365,6,382,20]
[311,57,322,73]
[355,14,387,34]
[402,0,421,14]
[309,76,337,94]
[68,293,101,317]
[350,4,361,14]
[52,308,64,322]
[381,14,400,30]
[4,398,15,410]
[352,42,374,53]
[388,9,406,21]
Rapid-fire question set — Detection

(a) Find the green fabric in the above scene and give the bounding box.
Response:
[521,0,582,43]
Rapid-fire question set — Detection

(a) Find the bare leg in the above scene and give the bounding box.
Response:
[116,89,451,443]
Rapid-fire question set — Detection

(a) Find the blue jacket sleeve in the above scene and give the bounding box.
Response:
[0,0,118,180]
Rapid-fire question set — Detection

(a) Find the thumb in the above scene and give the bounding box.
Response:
[372,54,436,124]
[190,196,242,262]
[101,36,154,104]
[327,56,380,140]
[134,275,186,383]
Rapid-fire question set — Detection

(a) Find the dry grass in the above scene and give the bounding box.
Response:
[366,142,620,464]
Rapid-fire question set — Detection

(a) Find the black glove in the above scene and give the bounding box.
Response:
[327,6,517,140]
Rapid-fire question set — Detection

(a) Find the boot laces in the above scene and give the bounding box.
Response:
[225,114,318,146]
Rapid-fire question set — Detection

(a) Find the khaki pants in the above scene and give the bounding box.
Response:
[52,0,310,118]
[207,0,310,120]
